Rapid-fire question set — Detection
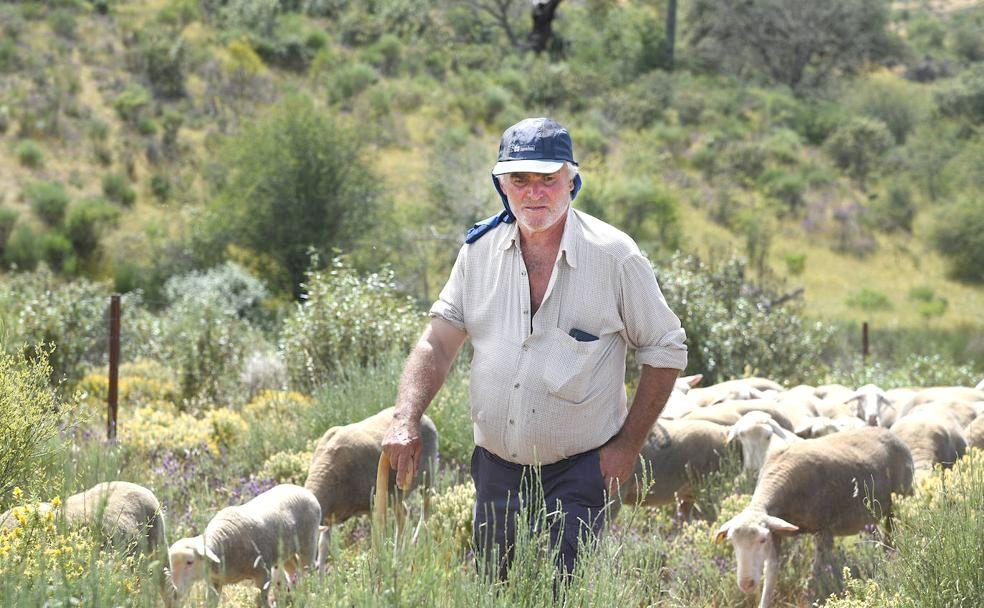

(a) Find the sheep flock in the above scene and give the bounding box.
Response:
[2,377,982,607]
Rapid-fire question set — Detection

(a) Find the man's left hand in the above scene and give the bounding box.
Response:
[598,437,639,495]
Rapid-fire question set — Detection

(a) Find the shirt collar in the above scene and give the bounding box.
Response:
[497,206,579,269]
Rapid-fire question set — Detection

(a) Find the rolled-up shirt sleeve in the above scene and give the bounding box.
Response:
[428,244,467,331]
[619,253,687,370]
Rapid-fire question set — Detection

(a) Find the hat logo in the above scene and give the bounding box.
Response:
[510,144,536,153]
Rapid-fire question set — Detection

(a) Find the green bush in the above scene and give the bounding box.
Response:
[0,268,110,386]
[159,262,270,405]
[658,254,833,385]
[846,288,893,312]
[2,224,40,270]
[0,347,79,506]
[577,177,682,256]
[101,173,136,207]
[201,95,382,298]
[39,232,75,274]
[48,8,76,40]
[935,63,984,123]
[149,174,171,202]
[64,197,120,263]
[281,256,422,391]
[327,61,378,104]
[950,18,984,62]
[845,77,928,144]
[825,117,894,186]
[604,70,673,130]
[783,252,806,275]
[0,207,17,254]
[929,197,984,283]
[25,182,70,227]
[869,184,915,233]
[112,85,152,127]
[15,140,44,169]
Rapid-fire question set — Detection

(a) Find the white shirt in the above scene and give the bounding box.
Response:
[430,206,687,465]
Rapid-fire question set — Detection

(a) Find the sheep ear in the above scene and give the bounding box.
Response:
[793,420,814,438]
[193,538,220,565]
[685,374,703,388]
[765,516,799,534]
[748,387,766,399]
[713,523,731,544]
[842,391,861,405]
[726,425,738,444]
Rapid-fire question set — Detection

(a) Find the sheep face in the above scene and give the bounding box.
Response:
[715,513,798,594]
[846,385,891,426]
[168,536,220,596]
[729,422,773,475]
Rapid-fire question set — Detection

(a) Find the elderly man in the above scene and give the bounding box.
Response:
[382,117,687,577]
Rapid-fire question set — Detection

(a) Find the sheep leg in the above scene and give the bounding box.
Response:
[674,484,694,521]
[810,530,834,600]
[758,535,781,608]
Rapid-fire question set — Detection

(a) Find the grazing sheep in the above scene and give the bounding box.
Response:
[168,484,321,608]
[842,384,893,427]
[890,413,967,476]
[682,399,795,432]
[727,411,802,476]
[1,481,172,607]
[793,415,866,439]
[976,379,984,391]
[659,374,703,419]
[714,427,913,608]
[770,391,821,431]
[687,377,782,407]
[964,416,984,450]
[304,407,438,567]
[905,400,978,428]
[621,419,734,519]
[814,383,854,403]
[904,386,984,408]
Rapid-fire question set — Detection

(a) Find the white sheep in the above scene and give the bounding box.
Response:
[964,415,984,450]
[714,427,913,608]
[681,399,795,432]
[659,374,704,419]
[904,386,984,408]
[890,413,967,476]
[304,407,438,570]
[793,415,866,439]
[976,379,984,392]
[621,419,734,520]
[905,400,978,428]
[687,377,782,407]
[1,481,173,606]
[841,383,893,427]
[168,484,321,607]
[727,411,802,476]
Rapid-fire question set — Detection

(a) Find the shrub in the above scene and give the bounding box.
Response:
[281,256,421,391]
[112,85,152,127]
[15,140,43,168]
[48,9,76,40]
[159,263,270,404]
[39,232,74,274]
[327,61,378,104]
[604,70,674,130]
[845,77,928,144]
[0,348,80,505]
[0,207,17,254]
[25,181,70,227]
[257,449,312,485]
[201,95,382,298]
[846,288,893,312]
[935,63,984,123]
[101,173,136,207]
[149,174,171,202]
[578,177,681,256]
[950,18,984,62]
[658,254,833,385]
[930,197,984,284]
[784,252,806,275]
[0,268,110,386]
[870,184,915,233]
[825,117,894,187]
[64,197,120,263]
[2,224,40,270]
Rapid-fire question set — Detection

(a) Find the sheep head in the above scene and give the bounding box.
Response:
[727,411,781,474]
[844,384,892,426]
[714,511,798,594]
[167,535,220,595]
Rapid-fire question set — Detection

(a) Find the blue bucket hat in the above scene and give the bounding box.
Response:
[467,118,583,244]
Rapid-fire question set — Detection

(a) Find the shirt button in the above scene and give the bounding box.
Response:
[520,270,526,276]
[514,383,520,389]
[511,453,517,458]
[522,309,529,315]
[522,344,529,351]
[509,419,514,425]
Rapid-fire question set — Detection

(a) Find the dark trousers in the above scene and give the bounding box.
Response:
[470,446,607,579]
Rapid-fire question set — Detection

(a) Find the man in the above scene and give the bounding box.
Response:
[382,117,687,576]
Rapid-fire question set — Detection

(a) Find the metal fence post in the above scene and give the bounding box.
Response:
[862,321,869,361]
[107,294,120,441]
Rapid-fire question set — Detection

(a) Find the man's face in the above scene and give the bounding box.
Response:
[499,169,573,236]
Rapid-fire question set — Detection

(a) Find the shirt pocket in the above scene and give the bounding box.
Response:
[542,328,602,404]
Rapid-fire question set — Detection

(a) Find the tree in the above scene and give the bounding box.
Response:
[687,0,901,92]
[202,95,381,298]
[529,0,563,54]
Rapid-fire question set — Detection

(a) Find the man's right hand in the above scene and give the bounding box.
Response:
[382,416,422,490]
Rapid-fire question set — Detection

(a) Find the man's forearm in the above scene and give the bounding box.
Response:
[615,365,680,450]
[393,339,455,423]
